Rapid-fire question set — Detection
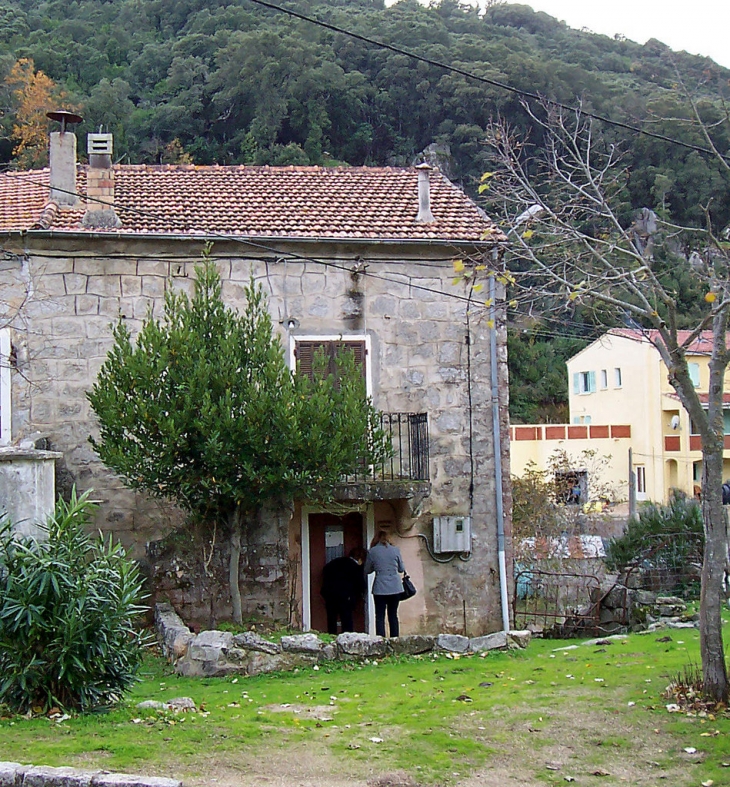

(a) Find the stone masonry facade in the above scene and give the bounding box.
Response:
[1,234,511,635]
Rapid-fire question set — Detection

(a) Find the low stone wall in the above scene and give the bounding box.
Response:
[0,763,180,787]
[155,603,531,677]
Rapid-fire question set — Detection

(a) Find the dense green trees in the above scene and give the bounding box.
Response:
[2,0,729,419]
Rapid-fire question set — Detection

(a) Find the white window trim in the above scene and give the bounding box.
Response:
[300,503,374,633]
[288,334,373,398]
[0,329,11,445]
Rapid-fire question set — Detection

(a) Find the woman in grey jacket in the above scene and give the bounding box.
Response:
[364,530,405,637]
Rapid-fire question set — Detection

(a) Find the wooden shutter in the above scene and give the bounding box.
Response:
[295,339,367,384]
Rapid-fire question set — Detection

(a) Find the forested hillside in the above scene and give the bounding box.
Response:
[2,0,729,420]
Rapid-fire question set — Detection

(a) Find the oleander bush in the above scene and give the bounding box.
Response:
[0,489,147,713]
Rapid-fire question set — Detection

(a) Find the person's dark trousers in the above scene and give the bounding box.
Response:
[374,594,400,637]
[325,599,354,634]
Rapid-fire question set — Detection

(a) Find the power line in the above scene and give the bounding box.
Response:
[244,0,730,165]
[0,169,497,313]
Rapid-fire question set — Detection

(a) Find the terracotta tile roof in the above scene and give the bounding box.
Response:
[609,328,730,355]
[0,165,502,244]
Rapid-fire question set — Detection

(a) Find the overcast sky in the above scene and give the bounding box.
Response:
[524,1,730,69]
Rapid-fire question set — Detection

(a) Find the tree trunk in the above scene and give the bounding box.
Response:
[229,509,243,625]
[701,444,729,703]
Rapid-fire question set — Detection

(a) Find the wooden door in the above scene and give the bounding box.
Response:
[308,511,365,633]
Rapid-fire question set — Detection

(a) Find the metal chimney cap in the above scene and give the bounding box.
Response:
[46,110,83,130]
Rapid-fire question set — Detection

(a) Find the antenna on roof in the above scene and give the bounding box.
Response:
[46,110,83,134]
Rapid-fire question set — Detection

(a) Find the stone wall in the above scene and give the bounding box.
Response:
[2,236,511,633]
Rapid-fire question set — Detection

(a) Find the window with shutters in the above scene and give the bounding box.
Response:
[572,370,596,395]
[290,335,371,396]
[0,329,11,445]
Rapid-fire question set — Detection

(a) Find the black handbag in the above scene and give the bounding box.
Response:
[401,573,417,600]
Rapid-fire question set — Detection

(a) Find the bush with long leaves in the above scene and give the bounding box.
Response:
[0,489,147,713]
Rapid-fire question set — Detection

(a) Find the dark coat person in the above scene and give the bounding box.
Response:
[364,530,405,637]
[320,547,367,634]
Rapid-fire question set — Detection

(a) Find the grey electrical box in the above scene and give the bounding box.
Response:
[433,515,472,553]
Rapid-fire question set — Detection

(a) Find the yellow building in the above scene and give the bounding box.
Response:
[566,329,730,502]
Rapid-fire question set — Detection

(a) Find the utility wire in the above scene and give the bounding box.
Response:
[0,169,498,313]
[244,0,730,165]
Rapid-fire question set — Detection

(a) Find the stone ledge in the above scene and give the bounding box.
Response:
[0,765,180,787]
[156,603,528,678]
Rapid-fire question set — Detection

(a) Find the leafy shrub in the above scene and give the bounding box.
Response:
[605,495,703,573]
[0,490,147,713]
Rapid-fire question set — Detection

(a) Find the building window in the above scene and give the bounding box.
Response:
[0,329,10,445]
[291,335,370,396]
[614,367,622,388]
[600,369,608,389]
[689,362,700,388]
[573,370,596,395]
[636,465,646,498]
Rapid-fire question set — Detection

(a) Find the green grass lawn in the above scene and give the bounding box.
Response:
[0,627,728,786]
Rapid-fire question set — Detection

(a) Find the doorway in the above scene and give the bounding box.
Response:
[307,511,366,633]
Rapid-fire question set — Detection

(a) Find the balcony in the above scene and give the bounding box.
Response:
[335,412,431,508]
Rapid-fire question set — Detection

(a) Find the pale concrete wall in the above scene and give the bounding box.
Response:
[0,448,61,538]
[2,236,509,635]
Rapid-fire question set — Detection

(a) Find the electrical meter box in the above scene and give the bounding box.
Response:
[433,515,472,553]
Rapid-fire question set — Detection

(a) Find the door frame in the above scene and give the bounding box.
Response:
[301,503,375,632]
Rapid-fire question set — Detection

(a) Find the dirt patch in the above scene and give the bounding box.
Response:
[263,703,336,721]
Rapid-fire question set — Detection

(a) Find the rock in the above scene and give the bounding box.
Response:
[469,631,507,652]
[246,652,301,675]
[657,605,685,617]
[656,596,686,606]
[632,590,657,606]
[135,701,165,710]
[24,767,96,787]
[154,603,193,660]
[435,634,469,653]
[321,644,336,661]
[0,763,26,787]
[601,586,628,609]
[187,630,233,662]
[231,632,280,655]
[336,632,387,658]
[667,621,698,629]
[92,775,181,787]
[581,634,627,647]
[165,697,196,711]
[507,630,531,649]
[280,633,324,654]
[389,635,435,655]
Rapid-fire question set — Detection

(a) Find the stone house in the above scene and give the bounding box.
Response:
[0,126,511,636]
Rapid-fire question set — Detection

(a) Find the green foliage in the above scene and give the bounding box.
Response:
[0,489,146,714]
[605,495,704,572]
[87,254,389,524]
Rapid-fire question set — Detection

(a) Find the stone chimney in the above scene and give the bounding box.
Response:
[415,162,435,224]
[81,133,122,229]
[47,110,82,208]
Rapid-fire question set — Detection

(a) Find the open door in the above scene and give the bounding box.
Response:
[308,511,366,633]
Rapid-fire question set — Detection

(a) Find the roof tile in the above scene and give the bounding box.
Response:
[0,165,501,244]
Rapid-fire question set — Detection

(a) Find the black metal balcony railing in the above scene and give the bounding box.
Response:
[346,412,430,483]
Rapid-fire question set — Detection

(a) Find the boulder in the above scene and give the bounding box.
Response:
[321,644,337,661]
[656,596,686,606]
[231,632,281,655]
[24,767,96,787]
[507,630,532,649]
[336,632,387,658]
[187,630,233,662]
[469,631,507,652]
[389,635,435,655]
[92,775,181,787]
[0,763,26,787]
[632,590,657,606]
[435,634,469,653]
[154,603,193,660]
[280,633,324,654]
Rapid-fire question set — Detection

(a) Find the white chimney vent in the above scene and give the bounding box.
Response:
[415,162,435,224]
[87,133,113,157]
